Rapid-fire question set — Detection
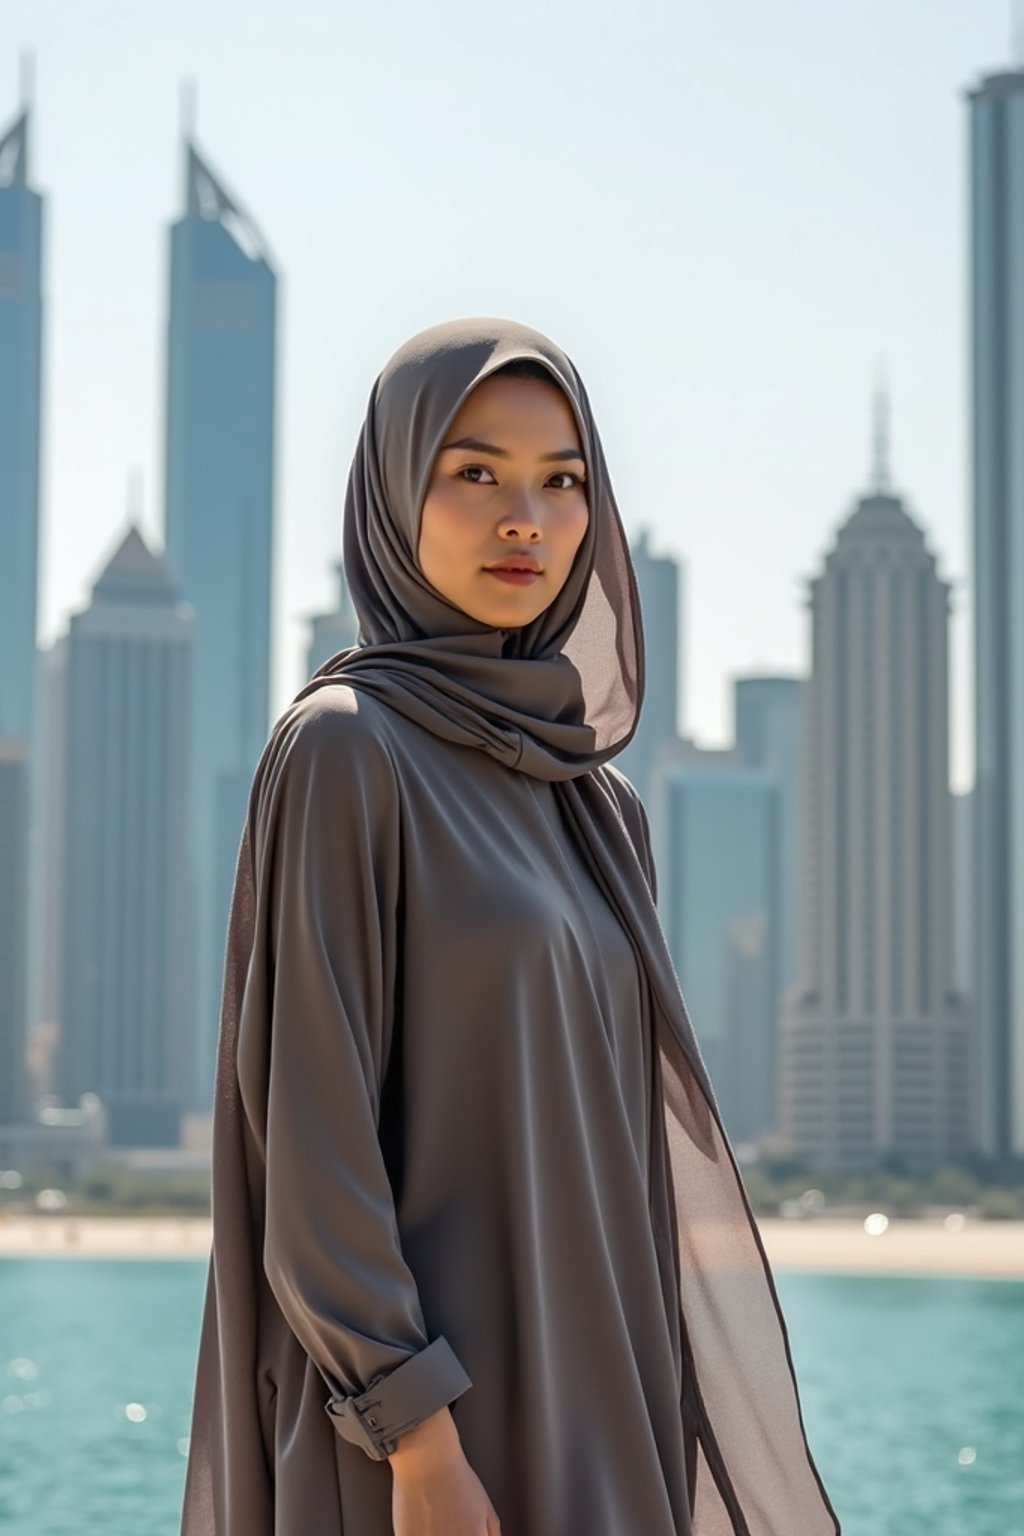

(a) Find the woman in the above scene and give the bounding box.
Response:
[179,317,842,1536]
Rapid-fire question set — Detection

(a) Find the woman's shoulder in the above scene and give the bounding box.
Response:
[276,681,395,751]
[255,683,401,812]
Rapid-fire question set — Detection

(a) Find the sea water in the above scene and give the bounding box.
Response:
[0,1258,1021,1535]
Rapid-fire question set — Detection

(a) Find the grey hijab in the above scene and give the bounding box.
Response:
[295,317,841,1532]
[329,317,639,774]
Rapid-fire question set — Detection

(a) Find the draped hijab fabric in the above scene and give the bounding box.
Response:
[180,317,842,1534]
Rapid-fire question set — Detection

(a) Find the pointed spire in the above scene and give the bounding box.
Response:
[180,121,272,266]
[127,465,145,526]
[93,524,179,603]
[871,361,892,494]
[0,110,28,187]
[19,49,34,113]
[180,76,198,140]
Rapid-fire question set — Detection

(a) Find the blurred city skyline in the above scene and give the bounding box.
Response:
[4,0,1018,793]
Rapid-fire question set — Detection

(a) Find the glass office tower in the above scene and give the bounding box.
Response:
[967,69,1024,1159]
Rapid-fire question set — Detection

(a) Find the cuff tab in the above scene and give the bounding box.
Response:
[324,1334,472,1460]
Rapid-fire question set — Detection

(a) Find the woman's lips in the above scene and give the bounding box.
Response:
[484,569,541,586]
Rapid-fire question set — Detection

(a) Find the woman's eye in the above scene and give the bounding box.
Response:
[549,471,583,491]
[458,464,497,485]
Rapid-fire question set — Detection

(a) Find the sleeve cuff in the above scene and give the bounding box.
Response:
[323,1334,473,1461]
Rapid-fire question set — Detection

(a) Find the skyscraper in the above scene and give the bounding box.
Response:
[55,526,193,1147]
[617,527,682,805]
[305,557,360,680]
[734,676,804,999]
[0,742,29,1125]
[966,66,1024,1160]
[30,642,68,1096]
[0,105,43,746]
[162,138,278,1112]
[658,764,779,1143]
[779,403,974,1172]
[0,102,43,1129]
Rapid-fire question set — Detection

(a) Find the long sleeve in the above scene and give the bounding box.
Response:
[237,693,472,1460]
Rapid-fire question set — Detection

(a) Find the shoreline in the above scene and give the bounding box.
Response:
[0,1214,1022,1278]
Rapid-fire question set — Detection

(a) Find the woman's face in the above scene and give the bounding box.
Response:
[417,371,590,629]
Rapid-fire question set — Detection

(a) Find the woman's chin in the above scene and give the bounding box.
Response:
[448,584,552,630]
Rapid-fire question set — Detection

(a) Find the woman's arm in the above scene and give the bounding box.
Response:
[238,692,472,1462]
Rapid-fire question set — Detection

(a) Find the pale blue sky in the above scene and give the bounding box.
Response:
[6,0,1016,792]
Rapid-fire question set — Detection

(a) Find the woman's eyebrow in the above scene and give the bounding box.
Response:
[440,435,585,463]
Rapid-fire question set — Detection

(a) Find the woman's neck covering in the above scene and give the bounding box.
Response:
[292,317,842,1533]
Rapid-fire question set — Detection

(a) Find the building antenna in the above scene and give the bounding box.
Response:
[18,48,34,109]
[1015,0,1024,66]
[871,359,892,494]
[179,78,198,211]
[127,466,144,529]
[179,77,197,143]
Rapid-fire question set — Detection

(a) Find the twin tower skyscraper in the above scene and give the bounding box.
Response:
[0,103,277,1131]
[165,142,277,1115]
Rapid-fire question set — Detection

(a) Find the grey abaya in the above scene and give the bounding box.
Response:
[179,317,842,1535]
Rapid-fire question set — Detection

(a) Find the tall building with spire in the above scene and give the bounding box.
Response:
[966,65,1024,1160]
[778,392,974,1172]
[0,99,43,1128]
[55,525,193,1146]
[162,135,278,1112]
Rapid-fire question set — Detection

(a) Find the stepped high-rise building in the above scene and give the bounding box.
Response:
[778,402,974,1171]
[0,103,44,1127]
[967,66,1024,1159]
[163,138,278,1112]
[55,526,193,1147]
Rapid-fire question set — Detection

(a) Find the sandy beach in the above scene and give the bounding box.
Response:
[0,1212,1022,1277]
[757,1216,1024,1279]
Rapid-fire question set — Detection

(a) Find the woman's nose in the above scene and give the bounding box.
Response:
[497,484,544,535]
